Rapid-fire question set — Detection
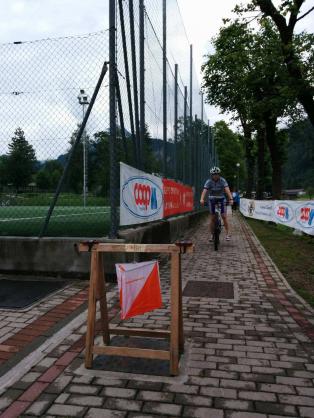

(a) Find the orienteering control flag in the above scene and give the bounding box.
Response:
[116,260,162,320]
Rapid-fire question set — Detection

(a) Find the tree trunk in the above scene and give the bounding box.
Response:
[243,125,255,198]
[256,126,266,199]
[264,116,282,199]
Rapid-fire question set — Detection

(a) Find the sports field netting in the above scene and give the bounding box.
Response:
[0,206,111,237]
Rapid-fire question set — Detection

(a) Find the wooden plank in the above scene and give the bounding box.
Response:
[93,345,170,360]
[96,253,111,345]
[79,243,180,254]
[109,327,170,339]
[170,252,180,375]
[85,251,98,368]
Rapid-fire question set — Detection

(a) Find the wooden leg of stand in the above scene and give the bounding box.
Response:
[178,254,184,354]
[97,253,110,345]
[170,253,180,376]
[85,251,98,368]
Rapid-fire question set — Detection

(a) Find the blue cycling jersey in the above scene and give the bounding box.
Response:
[203,177,228,199]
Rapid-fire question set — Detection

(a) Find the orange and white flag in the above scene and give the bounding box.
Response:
[115,260,162,320]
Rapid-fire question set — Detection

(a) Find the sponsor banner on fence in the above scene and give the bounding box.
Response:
[120,163,163,226]
[163,178,194,217]
[240,198,314,236]
[120,163,194,226]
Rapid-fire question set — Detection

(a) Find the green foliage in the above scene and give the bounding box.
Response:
[36,160,63,190]
[283,119,314,189]
[6,128,37,189]
[212,121,246,190]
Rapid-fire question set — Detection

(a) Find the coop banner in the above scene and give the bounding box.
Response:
[120,163,194,225]
[120,162,164,225]
[115,260,162,320]
[240,198,314,236]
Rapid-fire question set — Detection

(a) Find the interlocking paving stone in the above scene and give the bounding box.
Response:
[1,214,314,418]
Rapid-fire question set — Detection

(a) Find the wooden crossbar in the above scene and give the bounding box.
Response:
[80,241,194,376]
[79,242,194,254]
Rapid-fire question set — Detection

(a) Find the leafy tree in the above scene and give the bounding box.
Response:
[283,119,314,188]
[36,160,63,190]
[202,19,302,197]
[252,0,314,127]
[89,131,110,196]
[6,128,36,189]
[0,155,9,187]
[202,23,258,197]
[212,121,246,190]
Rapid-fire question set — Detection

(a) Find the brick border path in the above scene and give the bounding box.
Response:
[0,212,314,418]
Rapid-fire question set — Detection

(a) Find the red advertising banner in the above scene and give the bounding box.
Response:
[162,179,194,217]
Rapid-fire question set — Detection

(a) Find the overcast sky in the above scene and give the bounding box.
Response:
[0,0,313,159]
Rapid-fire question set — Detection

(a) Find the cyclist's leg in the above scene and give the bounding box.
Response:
[220,199,230,236]
[209,199,216,238]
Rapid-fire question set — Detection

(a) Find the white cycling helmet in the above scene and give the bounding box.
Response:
[210,166,221,175]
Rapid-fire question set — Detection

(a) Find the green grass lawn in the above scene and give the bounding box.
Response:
[0,206,111,237]
[245,217,314,307]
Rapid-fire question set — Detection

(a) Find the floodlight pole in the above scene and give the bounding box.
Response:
[78,89,90,207]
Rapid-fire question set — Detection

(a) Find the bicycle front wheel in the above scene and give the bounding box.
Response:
[213,231,219,251]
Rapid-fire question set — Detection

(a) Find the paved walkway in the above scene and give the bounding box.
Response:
[0,212,314,418]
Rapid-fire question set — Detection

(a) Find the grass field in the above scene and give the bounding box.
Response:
[0,206,111,237]
[246,217,314,307]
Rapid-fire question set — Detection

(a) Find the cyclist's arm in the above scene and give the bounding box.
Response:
[224,186,233,203]
[200,188,208,205]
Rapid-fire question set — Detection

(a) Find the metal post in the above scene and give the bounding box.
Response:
[174,64,178,180]
[201,92,204,123]
[163,0,167,177]
[115,71,128,162]
[129,0,141,168]
[200,95,204,186]
[118,0,137,166]
[82,105,87,207]
[139,0,145,169]
[211,125,214,167]
[189,44,193,185]
[109,0,118,238]
[183,86,187,183]
[78,89,89,208]
[207,120,210,172]
[194,114,198,205]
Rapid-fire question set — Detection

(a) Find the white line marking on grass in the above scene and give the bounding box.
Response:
[0,211,110,222]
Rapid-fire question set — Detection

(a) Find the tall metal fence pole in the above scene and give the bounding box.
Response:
[174,63,178,181]
[115,71,128,162]
[194,114,198,206]
[207,120,210,172]
[163,0,167,177]
[129,0,141,168]
[118,0,137,167]
[139,0,145,169]
[183,85,187,184]
[109,0,118,238]
[189,44,193,185]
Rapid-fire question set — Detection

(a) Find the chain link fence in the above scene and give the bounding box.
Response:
[0,0,216,238]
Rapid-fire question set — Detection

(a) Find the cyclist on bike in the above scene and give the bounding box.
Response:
[200,167,233,241]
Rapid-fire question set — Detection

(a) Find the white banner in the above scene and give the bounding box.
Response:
[120,162,163,226]
[240,198,314,236]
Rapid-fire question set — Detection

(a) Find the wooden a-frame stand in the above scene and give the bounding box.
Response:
[79,241,194,376]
